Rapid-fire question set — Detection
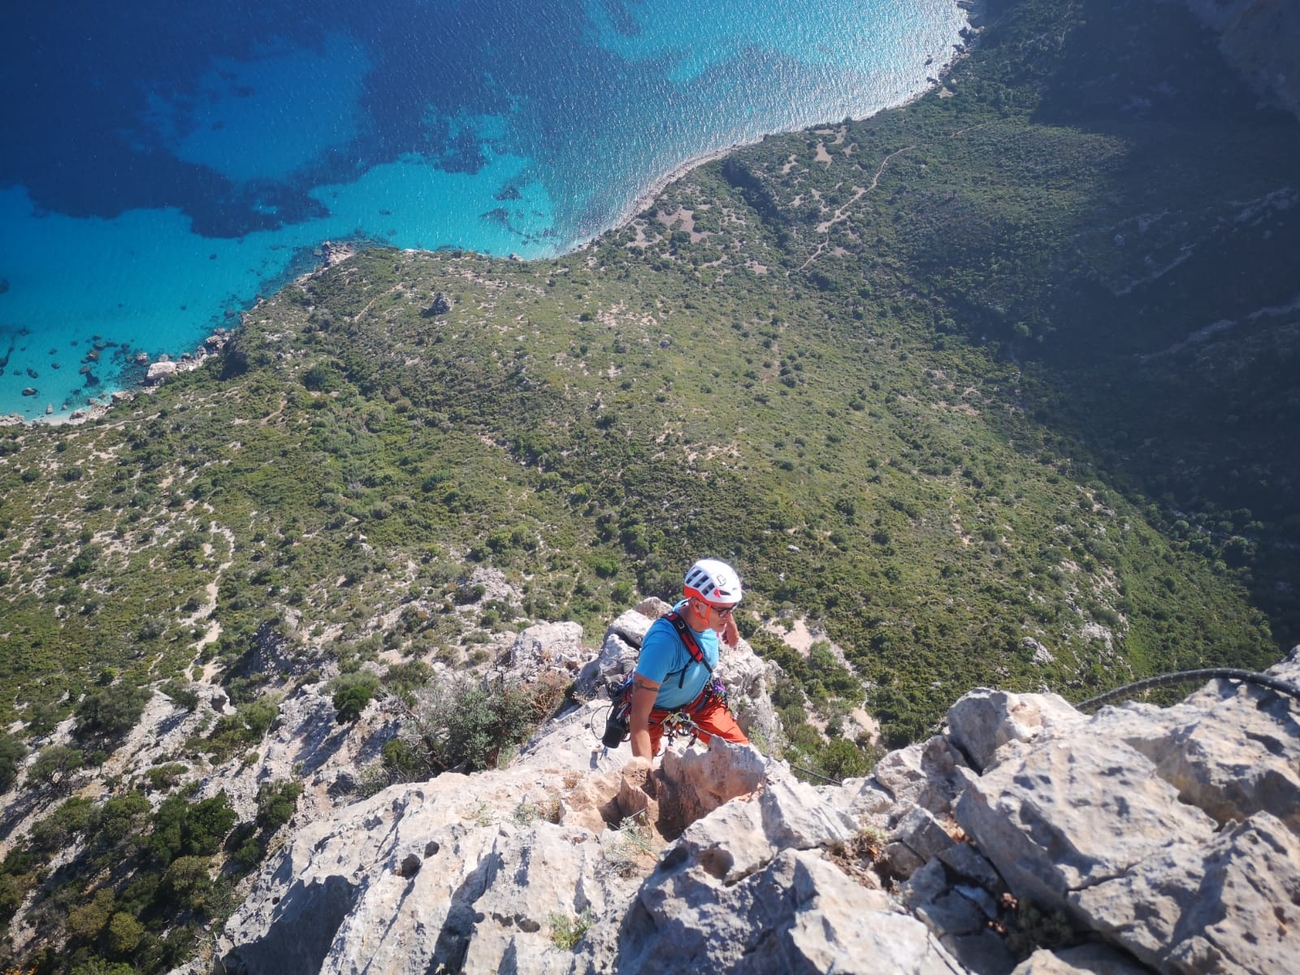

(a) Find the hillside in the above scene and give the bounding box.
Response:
[0,0,1297,971]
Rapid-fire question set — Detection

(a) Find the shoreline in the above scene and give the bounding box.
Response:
[7,0,982,431]
[583,0,983,246]
[0,327,236,429]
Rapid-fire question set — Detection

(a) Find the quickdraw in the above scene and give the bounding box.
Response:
[661,711,702,744]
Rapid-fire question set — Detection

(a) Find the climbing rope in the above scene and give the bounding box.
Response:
[789,763,842,786]
[1077,667,1300,712]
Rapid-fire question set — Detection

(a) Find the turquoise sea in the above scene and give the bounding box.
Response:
[0,0,967,420]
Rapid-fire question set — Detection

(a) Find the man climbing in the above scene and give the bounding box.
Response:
[628,558,750,758]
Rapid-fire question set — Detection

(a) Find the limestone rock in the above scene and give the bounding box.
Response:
[1087,669,1300,832]
[573,630,639,698]
[584,847,966,975]
[887,805,958,879]
[1183,0,1300,120]
[217,706,642,975]
[955,734,1217,916]
[872,734,972,815]
[145,360,178,384]
[204,640,1300,975]
[509,621,586,676]
[946,688,1084,773]
[1010,943,1149,974]
[607,608,658,648]
[1071,811,1300,974]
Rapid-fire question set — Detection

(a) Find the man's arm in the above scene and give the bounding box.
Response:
[628,673,662,759]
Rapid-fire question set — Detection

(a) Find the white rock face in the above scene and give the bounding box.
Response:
[957,735,1218,912]
[218,704,638,975]
[211,646,1300,975]
[145,360,179,384]
[510,621,586,675]
[1073,811,1300,974]
[946,687,1084,773]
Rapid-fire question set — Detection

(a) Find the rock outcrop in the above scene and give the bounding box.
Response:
[1184,0,1300,119]
[213,644,1300,975]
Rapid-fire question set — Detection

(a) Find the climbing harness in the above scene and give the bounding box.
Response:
[594,611,731,752]
[660,711,702,745]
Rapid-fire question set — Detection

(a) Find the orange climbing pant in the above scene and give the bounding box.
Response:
[647,693,748,756]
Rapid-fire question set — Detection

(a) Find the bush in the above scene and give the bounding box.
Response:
[818,739,874,781]
[331,672,380,723]
[106,910,145,955]
[162,680,200,711]
[203,698,278,758]
[159,855,215,911]
[149,793,238,865]
[74,682,153,750]
[395,675,566,775]
[28,744,83,792]
[255,779,304,832]
[0,733,28,792]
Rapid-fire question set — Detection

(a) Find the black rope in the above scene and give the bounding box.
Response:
[789,763,842,786]
[1077,668,1300,712]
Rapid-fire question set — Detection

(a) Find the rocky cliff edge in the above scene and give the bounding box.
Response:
[212,615,1300,975]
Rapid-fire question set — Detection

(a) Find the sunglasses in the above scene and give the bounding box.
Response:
[707,602,737,617]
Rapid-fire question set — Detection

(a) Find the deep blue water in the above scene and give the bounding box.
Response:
[0,0,966,419]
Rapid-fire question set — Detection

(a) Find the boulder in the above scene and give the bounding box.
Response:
[1010,944,1149,974]
[872,734,971,815]
[587,847,965,974]
[955,733,1217,916]
[509,621,586,676]
[145,360,178,384]
[1071,811,1300,974]
[946,689,1084,773]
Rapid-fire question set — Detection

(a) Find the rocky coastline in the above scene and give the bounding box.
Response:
[0,241,360,429]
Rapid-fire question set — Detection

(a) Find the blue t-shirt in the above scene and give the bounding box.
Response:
[634,602,719,710]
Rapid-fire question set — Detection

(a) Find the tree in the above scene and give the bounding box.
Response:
[160,856,214,911]
[74,683,152,750]
[28,744,83,792]
[819,738,873,781]
[332,673,379,724]
[106,911,145,955]
[0,733,27,791]
[255,780,303,832]
[149,793,238,864]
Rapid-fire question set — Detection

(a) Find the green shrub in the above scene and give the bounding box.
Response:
[331,672,380,723]
[149,793,238,865]
[0,733,28,792]
[74,683,152,749]
[159,855,215,911]
[255,779,304,832]
[27,744,84,792]
[395,675,566,775]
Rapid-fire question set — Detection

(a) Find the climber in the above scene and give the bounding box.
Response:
[627,558,750,758]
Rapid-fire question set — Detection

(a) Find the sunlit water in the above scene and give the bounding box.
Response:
[0,0,966,419]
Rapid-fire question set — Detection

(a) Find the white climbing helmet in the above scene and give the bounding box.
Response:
[683,558,744,607]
